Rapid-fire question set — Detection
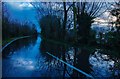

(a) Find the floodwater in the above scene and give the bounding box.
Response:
[2,35,120,78]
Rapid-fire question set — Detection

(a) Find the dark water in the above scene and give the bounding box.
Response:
[2,36,120,78]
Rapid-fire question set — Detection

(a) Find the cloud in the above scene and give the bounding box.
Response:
[7,2,33,10]
[19,3,33,8]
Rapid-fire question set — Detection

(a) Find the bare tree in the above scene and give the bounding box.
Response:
[31,1,108,44]
[31,2,64,19]
[75,1,108,44]
[31,2,74,40]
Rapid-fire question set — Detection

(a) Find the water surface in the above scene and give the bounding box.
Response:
[2,36,120,78]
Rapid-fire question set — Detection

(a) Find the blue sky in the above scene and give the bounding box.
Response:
[4,2,41,33]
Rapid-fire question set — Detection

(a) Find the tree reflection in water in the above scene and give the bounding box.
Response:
[89,49,120,77]
[40,39,120,78]
[40,40,92,78]
[2,36,120,78]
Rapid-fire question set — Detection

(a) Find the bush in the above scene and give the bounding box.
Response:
[40,15,62,40]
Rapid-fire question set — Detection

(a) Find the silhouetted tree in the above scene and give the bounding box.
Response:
[76,2,107,44]
[40,15,62,40]
[32,2,108,45]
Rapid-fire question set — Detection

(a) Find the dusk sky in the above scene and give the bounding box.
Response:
[5,2,41,33]
[4,2,116,33]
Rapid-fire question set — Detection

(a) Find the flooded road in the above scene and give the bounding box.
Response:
[2,36,120,78]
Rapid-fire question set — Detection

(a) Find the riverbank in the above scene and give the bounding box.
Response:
[2,36,31,52]
[1,35,119,58]
[41,36,120,58]
[2,38,17,47]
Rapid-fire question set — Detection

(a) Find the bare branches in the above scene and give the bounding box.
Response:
[76,2,108,18]
[30,2,46,17]
[66,3,74,12]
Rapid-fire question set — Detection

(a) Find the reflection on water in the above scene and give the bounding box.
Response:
[2,36,120,78]
[90,50,114,77]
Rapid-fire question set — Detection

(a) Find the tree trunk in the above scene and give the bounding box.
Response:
[63,2,67,40]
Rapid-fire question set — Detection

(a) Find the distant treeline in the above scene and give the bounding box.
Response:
[2,16,37,40]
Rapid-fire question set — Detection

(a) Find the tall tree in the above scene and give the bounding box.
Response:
[31,2,74,40]
[62,2,74,39]
[76,1,107,44]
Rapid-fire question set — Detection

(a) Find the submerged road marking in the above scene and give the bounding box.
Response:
[46,52,94,79]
